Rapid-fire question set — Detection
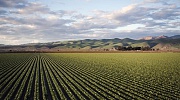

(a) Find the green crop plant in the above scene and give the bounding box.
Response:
[0,53,180,100]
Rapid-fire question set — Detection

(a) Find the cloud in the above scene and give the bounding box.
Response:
[144,0,160,3]
[107,4,142,24]
[0,9,7,14]
[71,16,119,30]
[149,6,180,20]
[9,2,50,14]
[0,0,27,8]
[56,10,77,17]
[0,0,179,45]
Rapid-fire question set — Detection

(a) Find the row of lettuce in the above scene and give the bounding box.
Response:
[0,53,180,99]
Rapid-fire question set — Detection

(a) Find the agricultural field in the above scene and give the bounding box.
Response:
[0,53,180,100]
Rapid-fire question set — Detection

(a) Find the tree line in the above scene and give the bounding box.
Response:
[115,46,154,51]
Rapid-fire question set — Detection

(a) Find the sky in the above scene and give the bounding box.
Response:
[0,0,180,45]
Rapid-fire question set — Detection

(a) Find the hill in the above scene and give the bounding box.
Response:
[0,35,180,52]
[169,35,180,39]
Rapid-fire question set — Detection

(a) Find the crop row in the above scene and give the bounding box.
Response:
[0,53,180,99]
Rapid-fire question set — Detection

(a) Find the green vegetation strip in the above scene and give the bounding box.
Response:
[0,53,180,99]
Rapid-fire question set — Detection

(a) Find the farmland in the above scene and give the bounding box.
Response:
[0,53,180,99]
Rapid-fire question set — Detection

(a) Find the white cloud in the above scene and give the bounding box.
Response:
[144,0,160,3]
[47,15,59,20]
[0,0,179,45]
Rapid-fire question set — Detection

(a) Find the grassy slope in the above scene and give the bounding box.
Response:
[1,38,180,51]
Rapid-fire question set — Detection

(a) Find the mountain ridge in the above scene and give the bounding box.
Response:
[0,35,180,52]
[139,35,170,40]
